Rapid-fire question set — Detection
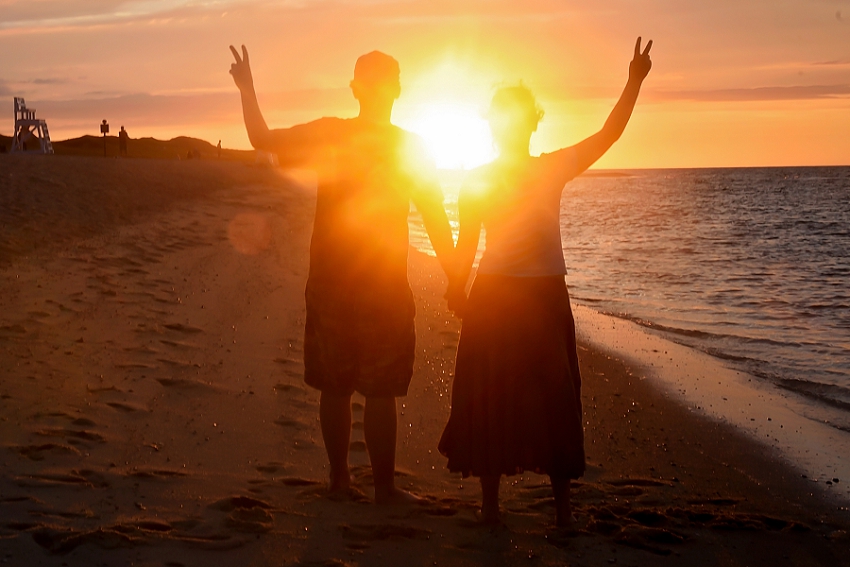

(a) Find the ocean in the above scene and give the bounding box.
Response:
[411,166,850,437]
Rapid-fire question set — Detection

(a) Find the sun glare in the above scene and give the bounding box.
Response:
[402,102,495,171]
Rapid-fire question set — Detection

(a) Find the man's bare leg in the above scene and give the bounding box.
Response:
[364,396,419,504]
[319,391,352,492]
[551,477,574,527]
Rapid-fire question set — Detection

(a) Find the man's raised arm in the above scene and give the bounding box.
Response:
[230,45,329,164]
[229,45,275,151]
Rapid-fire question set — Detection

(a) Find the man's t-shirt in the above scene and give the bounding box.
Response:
[272,117,443,305]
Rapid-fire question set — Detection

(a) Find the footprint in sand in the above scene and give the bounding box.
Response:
[126,468,188,480]
[279,477,322,487]
[685,497,741,506]
[293,561,356,567]
[256,462,285,474]
[31,526,138,554]
[274,383,306,394]
[163,323,204,334]
[210,495,275,533]
[159,339,198,349]
[28,518,174,554]
[35,428,106,445]
[247,478,273,489]
[606,478,672,488]
[274,417,304,429]
[210,495,273,512]
[226,508,274,533]
[157,358,198,369]
[615,524,687,556]
[27,310,51,319]
[627,509,668,527]
[0,323,27,336]
[123,345,160,355]
[16,469,110,489]
[115,362,157,370]
[31,410,74,421]
[611,485,645,497]
[338,523,431,542]
[156,377,216,391]
[106,401,148,413]
[10,443,81,461]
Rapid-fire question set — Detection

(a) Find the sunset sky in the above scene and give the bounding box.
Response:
[2,0,849,169]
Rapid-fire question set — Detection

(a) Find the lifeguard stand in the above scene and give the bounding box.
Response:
[11,97,54,154]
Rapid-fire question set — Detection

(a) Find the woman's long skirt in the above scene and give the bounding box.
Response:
[438,274,585,479]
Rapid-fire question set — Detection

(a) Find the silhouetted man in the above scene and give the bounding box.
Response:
[229,46,454,503]
[118,126,129,156]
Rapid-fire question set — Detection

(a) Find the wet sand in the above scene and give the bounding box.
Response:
[1,154,848,566]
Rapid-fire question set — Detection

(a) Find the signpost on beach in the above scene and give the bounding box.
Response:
[100,119,109,157]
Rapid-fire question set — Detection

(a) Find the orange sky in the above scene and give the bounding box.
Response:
[2,0,849,168]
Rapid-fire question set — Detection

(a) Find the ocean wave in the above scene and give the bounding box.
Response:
[773,378,850,412]
[601,313,798,349]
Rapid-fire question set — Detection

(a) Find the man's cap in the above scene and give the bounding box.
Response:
[352,51,400,86]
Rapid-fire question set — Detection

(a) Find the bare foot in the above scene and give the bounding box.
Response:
[555,512,578,528]
[327,484,369,503]
[328,473,352,495]
[374,486,423,505]
[475,508,503,526]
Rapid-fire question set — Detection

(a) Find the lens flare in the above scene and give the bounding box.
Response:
[227,213,271,255]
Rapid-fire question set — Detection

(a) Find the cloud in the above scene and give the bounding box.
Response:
[652,84,850,103]
[29,77,71,85]
[0,79,11,96]
[0,1,126,26]
[0,0,267,32]
[30,87,350,128]
[365,0,578,24]
[812,59,850,66]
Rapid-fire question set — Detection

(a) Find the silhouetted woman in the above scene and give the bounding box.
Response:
[439,37,653,526]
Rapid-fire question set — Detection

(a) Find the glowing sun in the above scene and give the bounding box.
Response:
[403,102,495,170]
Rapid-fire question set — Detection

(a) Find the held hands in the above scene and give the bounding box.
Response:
[444,280,468,319]
[229,44,254,92]
[628,37,653,83]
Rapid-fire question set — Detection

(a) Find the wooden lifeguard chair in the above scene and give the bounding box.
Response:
[11,97,54,154]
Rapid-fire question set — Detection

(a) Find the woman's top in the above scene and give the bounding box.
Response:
[464,148,578,277]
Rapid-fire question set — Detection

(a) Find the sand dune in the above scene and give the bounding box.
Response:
[0,154,848,566]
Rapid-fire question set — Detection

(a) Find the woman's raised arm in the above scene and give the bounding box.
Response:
[571,37,653,175]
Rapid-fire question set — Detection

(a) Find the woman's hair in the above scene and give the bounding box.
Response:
[488,84,544,128]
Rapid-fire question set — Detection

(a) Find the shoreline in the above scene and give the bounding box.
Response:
[1,155,848,565]
[573,304,850,504]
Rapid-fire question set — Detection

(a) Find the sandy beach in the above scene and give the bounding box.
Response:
[1,154,849,567]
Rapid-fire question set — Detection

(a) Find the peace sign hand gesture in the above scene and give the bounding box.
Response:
[229,44,254,92]
[629,37,653,83]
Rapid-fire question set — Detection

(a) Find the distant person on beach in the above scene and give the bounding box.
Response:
[438,37,653,526]
[119,126,129,156]
[217,140,222,159]
[229,45,454,503]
